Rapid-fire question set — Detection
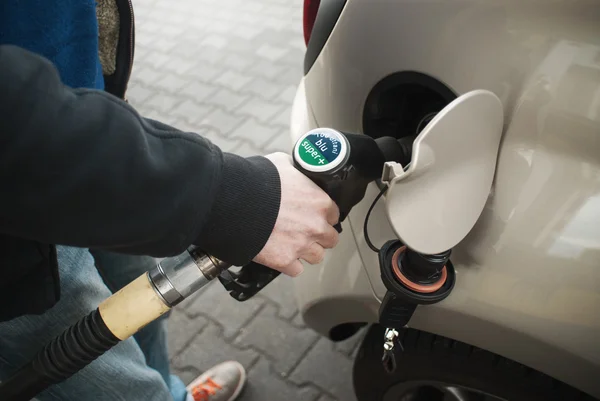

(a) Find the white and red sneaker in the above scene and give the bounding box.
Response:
[186,361,246,401]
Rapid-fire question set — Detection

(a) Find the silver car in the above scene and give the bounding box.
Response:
[290,1,600,400]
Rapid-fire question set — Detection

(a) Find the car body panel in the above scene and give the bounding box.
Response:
[292,0,600,397]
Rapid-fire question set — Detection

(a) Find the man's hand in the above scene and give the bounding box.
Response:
[253,152,340,277]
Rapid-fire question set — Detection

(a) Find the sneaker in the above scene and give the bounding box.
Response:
[186,361,247,401]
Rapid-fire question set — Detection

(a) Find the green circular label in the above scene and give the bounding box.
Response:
[297,131,343,167]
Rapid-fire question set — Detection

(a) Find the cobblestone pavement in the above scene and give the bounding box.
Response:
[127,0,363,400]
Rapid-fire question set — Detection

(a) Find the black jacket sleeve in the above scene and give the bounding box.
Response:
[0,45,281,266]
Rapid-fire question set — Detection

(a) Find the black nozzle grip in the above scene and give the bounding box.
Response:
[218,262,281,301]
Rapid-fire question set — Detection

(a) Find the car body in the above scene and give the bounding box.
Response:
[290,0,600,399]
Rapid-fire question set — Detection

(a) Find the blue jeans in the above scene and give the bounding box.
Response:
[0,246,189,401]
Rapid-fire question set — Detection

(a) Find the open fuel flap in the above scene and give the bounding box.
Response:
[375,90,504,373]
[381,89,504,255]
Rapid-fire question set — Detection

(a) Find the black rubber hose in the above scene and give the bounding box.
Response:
[0,309,119,401]
[0,363,53,401]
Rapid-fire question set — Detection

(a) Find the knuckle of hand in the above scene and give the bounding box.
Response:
[318,223,330,238]
[329,198,337,211]
[307,222,323,237]
[306,254,323,265]
[321,196,334,210]
[322,230,338,248]
[331,232,340,247]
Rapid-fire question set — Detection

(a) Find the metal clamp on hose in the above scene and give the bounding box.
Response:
[149,246,230,307]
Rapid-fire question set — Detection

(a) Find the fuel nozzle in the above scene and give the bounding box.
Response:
[373,135,413,168]
[292,128,411,225]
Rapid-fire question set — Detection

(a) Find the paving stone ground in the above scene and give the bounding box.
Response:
[127,0,363,400]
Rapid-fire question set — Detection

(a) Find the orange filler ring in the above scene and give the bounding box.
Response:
[391,246,447,294]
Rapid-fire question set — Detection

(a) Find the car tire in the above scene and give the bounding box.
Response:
[353,324,596,401]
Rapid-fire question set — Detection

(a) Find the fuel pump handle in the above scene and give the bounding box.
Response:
[292,128,404,223]
[220,128,410,301]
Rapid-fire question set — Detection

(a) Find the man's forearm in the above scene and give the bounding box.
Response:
[0,45,280,264]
